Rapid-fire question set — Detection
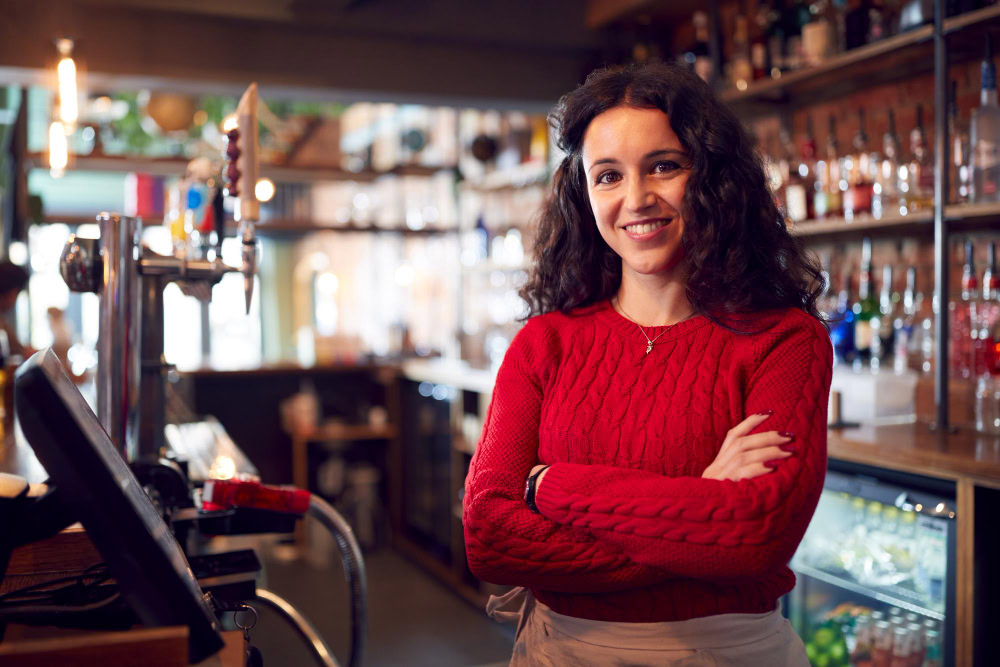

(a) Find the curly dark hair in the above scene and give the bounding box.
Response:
[520,62,827,331]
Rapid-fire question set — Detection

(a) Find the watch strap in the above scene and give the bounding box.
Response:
[524,465,550,514]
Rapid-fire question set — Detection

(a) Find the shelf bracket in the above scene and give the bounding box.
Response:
[932,0,952,432]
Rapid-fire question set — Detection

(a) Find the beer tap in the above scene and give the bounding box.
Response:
[59,84,262,460]
[227,83,259,315]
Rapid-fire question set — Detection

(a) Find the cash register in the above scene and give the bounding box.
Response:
[0,350,365,665]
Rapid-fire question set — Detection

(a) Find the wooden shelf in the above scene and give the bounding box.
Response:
[789,200,1000,240]
[27,153,453,183]
[462,261,530,273]
[943,3,1000,35]
[310,421,397,442]
[789,209,934,239]
[722,26,934,111]
[946,200,1000,226]
[723,5,1000,113]
[254,221,459,237]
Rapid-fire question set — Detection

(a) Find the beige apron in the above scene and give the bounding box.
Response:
[487,587,809,666]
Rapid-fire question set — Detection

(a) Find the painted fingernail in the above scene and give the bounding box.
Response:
[763,460,779,469]
[779,431,795,439]
[756,410,773,416]
[780,444,796,453]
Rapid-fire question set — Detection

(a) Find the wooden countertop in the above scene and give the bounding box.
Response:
[827,422,1000,487]
[7,409,999,488]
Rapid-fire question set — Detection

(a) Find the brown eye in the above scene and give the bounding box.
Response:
[652,160,681,174]
[596,170,621,185]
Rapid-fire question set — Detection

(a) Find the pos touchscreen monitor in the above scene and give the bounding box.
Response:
[14,350,224,663]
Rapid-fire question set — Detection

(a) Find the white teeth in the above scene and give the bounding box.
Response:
[626,220,668,235]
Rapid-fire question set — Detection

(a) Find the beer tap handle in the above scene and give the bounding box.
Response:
[231,83,260,315]
[239,219,257,315]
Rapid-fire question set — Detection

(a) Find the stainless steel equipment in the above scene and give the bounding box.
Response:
[60,211,257,460]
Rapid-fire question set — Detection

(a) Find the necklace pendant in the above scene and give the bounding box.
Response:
[645,342,653,355]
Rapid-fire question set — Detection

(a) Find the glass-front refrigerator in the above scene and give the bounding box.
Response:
[785,460,956,667]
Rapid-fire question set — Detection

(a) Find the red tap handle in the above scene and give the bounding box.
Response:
[203,479,310,515]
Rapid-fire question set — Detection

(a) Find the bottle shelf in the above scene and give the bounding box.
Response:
[27,152,454,183]
[253,220,459,237]
[461,261,530,273]
[789,210,934,239]
[791,562,945,621]
[723,4,1000,113]
[789,201,1000,240]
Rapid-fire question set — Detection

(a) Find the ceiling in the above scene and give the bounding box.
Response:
[0,0,634,108]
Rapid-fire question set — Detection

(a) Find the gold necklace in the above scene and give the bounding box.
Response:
[614,299,696,355]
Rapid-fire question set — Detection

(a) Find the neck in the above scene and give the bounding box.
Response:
[615,262,694,326]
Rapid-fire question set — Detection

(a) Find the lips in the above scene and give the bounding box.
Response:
[622,218,671,239]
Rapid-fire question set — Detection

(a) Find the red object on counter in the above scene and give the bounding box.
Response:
[203,479,310,515]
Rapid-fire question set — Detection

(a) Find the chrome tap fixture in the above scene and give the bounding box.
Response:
[59,212,258,461]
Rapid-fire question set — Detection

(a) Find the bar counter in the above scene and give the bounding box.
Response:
[828,423,1000,487]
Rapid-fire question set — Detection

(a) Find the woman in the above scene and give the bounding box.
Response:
[462,62,832,665]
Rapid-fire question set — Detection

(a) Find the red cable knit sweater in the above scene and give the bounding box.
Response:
[463,300,833,622]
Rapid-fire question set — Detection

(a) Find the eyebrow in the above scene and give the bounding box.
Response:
[587,148,688,172]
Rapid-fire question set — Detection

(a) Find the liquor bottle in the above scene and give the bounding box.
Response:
[971,33,1000,203]
[901,105,934,213]
[976,241,999,376]
[872,264,897,370]
[751,4,772,80]
[782,126,813,222]
[815,114,844,219]
[799,117,819,220]
[831,268,856,365]
[873,109,901,219]
[728,1,753,90]
[783,0,812,71]
[803,1,836,67]
[844,0,871,50]
[951,80,971,204]
[866,0,888,44]
[844,108,875,220]
[691,11,714,83]
[894,266,917,374]
[767,0,788,77]
[951,240,978,379]
[854,238,877,368]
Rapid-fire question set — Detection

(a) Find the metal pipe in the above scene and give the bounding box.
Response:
[307,495,367,667]
[254,588,340,667]
[933,0,951,430]
[96,213,141,459]
[138,274,167,459]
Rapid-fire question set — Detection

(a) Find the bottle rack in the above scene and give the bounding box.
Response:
[730,2,1000,431]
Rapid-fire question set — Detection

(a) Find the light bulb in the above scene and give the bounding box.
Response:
[254,177,275,202]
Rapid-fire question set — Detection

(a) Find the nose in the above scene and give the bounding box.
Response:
[625,176,656,213]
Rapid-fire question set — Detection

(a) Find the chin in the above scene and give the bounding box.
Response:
[623,249,684,276]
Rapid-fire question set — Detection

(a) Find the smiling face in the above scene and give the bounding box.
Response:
[581,105,691,279]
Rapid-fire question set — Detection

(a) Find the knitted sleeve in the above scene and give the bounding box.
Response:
[534,313,833,581]
[463,319,675,593]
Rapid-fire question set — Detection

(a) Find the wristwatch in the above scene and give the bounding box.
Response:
[524,465,550,514]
